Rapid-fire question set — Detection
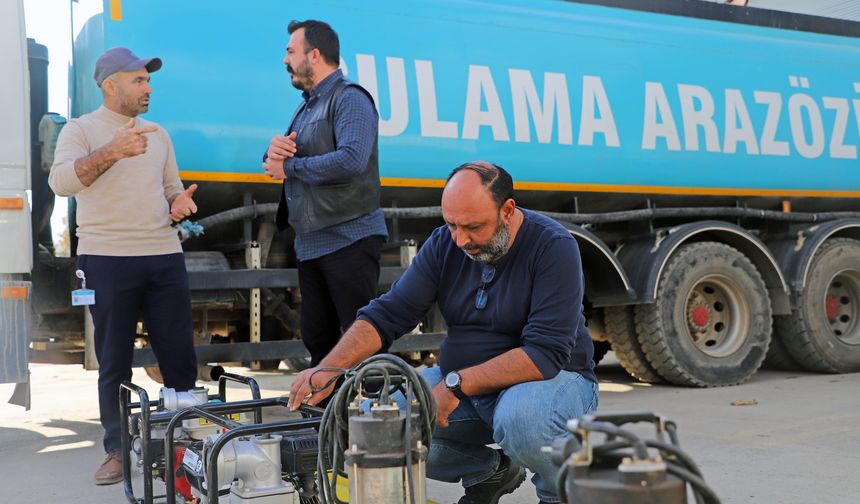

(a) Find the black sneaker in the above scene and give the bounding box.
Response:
[456,452,527,504]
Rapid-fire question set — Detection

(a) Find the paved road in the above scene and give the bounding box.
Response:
[1,359,859,503]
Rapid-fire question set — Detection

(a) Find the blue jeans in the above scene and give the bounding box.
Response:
[419,366,598,503]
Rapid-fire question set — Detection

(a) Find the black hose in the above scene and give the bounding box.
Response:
[558,457,717,504]
[576,420,650,460]
[541,207,860,224]
[190,204,444,231]
[195,203,278,229]
[183,203,860,240]
[665,461,722,504]
[593,438,703,478]
[316,354,436,504]
[384,206,444,219]
[593,441,707,504]
[646,439,704,478]
[666,420,681,445]
[556,419,720,504]
[591,439,630,457]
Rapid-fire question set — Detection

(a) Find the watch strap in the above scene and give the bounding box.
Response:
[446,371,467,400]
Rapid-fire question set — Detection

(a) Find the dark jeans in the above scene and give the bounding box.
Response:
[297,236,383,365]
[78,254,197,453]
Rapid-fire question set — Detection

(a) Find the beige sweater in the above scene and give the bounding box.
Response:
[49,106,185,256]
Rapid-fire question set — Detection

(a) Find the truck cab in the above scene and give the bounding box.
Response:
[0,0,34,405]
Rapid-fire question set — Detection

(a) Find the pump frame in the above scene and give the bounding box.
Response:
[119,373,263,504]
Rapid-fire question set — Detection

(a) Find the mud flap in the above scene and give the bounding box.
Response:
[9,380,30,409]
[1,279,32,409]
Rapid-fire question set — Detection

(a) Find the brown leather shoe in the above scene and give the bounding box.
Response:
[94,450,123,485]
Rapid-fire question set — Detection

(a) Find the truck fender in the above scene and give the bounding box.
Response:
[558,222,636,307]
[768,218,860,294]
[617,221,790,315]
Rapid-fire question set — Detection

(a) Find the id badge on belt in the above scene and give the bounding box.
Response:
[71,269,96,306]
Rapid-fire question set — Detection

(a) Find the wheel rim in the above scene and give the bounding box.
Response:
[683,274,750,357]
[822,269,860,346]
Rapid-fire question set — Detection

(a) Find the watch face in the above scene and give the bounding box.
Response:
[445,372,459,388]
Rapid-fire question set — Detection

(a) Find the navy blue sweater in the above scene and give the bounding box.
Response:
[358,209,596,383]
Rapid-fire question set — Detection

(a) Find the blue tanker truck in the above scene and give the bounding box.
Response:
[4,0,860,401]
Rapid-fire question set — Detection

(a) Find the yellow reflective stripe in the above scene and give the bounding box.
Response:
[180,171,281,184]
[177,172,860,198]
[109,0,122,21]
[381,177,445,188]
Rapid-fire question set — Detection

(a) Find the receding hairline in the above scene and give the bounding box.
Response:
[288,26,308,49]
[445,160,514,208]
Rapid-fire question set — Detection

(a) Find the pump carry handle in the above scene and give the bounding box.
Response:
[581,411,661,426]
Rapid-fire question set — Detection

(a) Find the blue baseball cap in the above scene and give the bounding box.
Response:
[94,47,162,87]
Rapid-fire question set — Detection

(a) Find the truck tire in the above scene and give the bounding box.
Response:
[592,340,611,365]
[635,242,772,386]
[584,310,610,365]
[603,306,662,383]
[773,238,860,373]
[762,328,803,371]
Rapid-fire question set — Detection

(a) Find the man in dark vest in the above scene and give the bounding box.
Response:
[263,19,387,366]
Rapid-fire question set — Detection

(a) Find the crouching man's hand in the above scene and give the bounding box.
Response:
[288,366,340,411]
[432,382,460,428]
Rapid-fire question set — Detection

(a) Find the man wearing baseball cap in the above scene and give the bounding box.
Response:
[49,48,199,485]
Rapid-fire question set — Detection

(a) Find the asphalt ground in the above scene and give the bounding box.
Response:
[1,357,859,503]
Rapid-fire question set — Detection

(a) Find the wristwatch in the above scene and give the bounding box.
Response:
[444,371,467,400]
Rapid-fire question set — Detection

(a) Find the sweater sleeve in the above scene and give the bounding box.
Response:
[357,229,443,350]
[520,236,584,379]
[48,120,89,197]
[160,128,184,203]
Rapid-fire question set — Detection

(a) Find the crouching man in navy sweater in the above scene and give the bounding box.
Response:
[289,161,598,504]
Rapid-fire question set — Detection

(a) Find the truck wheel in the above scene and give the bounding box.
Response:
[774,238,860,373]
[592,340,611,365]
[584,310,610,365]
[762,327,803,371]
[635,242,771,386]
[603,306,662,383]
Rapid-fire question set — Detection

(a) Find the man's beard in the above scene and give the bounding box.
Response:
[118,91,148,117]
[288,62,314,92]
[461,218,510,263]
